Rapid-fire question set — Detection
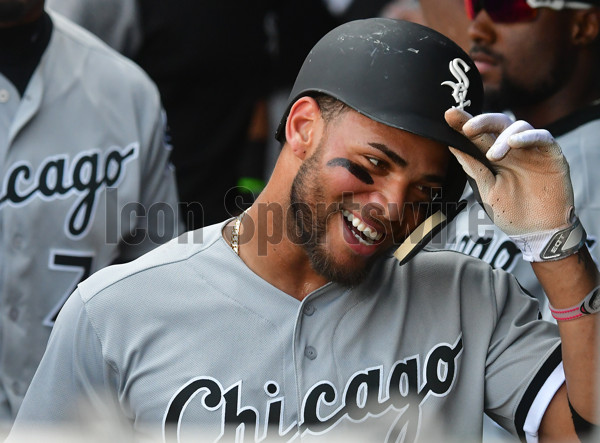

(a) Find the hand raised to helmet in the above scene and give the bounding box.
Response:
[445,108,574,235]
[445,108,582,262]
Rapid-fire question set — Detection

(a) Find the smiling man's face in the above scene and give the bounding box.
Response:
[288,107,450,286]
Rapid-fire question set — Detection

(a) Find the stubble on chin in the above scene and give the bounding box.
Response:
[288,151,374,288]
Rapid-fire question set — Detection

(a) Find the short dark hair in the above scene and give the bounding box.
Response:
[276,94,349,144]
[313,94,349,124]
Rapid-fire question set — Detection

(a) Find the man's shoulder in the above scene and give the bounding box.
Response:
[376,246,496,281]
[557,118,600,143]
[415,246,494,270]
[551,103,600,147]
[360,248,505,312]
[48,11,157,96]
[77,223,228,304]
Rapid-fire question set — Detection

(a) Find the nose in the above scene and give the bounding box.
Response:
[468,10,497,46]
[367,182,410,223]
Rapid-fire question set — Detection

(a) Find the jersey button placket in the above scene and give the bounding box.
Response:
[300,299,319,361]
[8,307,18,322]
[304,346,318,360]
[303,303,316,316]
[11,381,24,396]
[0,89,9,103]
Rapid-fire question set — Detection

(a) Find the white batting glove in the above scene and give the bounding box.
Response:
[445,108,585,262]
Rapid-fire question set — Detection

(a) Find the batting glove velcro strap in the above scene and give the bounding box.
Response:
[509,216,586,262]
[550,285,600,321]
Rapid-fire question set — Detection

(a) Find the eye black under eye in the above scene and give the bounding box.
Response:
[326,158,374,185]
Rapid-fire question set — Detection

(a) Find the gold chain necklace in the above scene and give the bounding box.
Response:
[230,210,247,255]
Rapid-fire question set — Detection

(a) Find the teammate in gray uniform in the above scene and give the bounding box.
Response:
[45,0,140,57]
[7,18,600,442]
[437,0,600,322]
[0,0,182,433]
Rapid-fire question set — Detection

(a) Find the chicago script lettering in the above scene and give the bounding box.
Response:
[0,143,138,237]
[163,337,463,442]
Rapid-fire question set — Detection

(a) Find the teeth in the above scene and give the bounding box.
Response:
[351,229,371,245]
[342,211,383,243]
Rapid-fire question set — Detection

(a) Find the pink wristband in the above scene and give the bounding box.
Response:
[549,286,600,321]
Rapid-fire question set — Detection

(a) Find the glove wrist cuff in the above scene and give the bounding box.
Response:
[509,216,586,262]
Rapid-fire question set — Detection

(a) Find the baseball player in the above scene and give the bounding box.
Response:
[0,0,182,432]
[435,0,600,322]
[7,19,599,442]
[46,0,140,57]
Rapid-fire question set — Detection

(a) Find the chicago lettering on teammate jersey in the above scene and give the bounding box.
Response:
[164,336,463,442]
[0,143,138,238]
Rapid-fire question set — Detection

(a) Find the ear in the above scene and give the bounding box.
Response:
[285,96,323,159]
[571,9,600,46]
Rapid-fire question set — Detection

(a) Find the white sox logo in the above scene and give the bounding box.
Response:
[441,58,472,110]
[163,336,463,442]
[0,143,138,238]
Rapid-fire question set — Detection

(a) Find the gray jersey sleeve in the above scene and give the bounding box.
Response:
[482,267,563,435]
[46,0,141,57]
[117,102,184,263]
[6,290,119,433]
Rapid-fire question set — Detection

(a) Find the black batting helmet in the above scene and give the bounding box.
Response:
[275,18,490,264]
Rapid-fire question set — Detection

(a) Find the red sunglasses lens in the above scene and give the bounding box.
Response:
[464,0,478,20]
[464,0,539,23]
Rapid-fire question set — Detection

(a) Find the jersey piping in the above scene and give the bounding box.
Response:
[515,344,563,441]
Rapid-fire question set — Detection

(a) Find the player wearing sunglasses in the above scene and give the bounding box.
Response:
[427,4,600,440]
[441,0,600,324]
[465,0,594,23]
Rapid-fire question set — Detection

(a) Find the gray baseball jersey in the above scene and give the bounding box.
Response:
[46,0,141,57]
[8,221,564,442]
[0,11,182,423]
[435,104,600,321]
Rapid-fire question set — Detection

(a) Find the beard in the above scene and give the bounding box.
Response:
[483,56,574,113]
[287,146,376,287]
